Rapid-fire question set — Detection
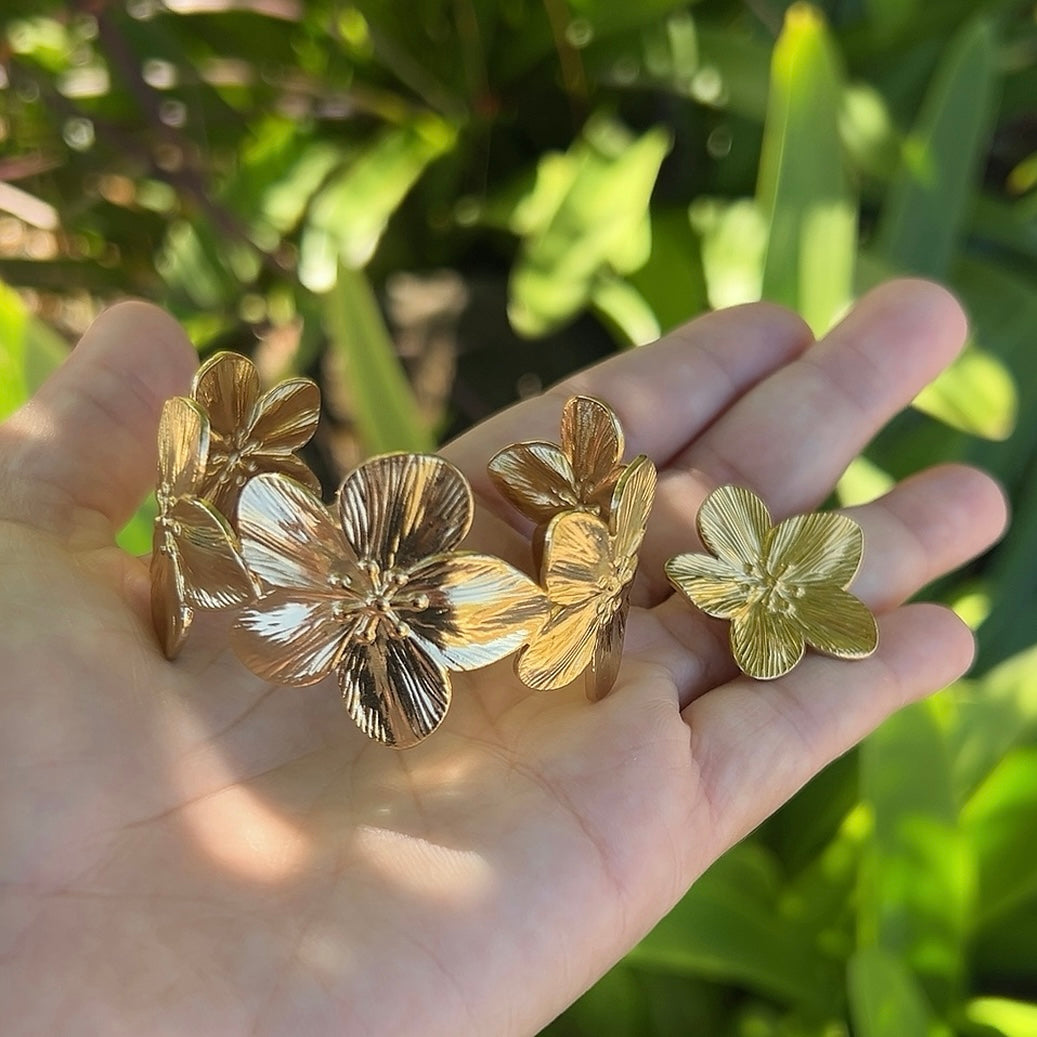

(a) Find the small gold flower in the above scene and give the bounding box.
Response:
[665,485,878,680]
[231,454,550,748]
[151,396,256,660]
[488,395,626,525]
[515,455,656,700]
[191,351,321,521]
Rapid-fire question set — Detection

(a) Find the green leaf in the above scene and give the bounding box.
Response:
[858,699,974,1011]
[117,495,158,556]
[0,279,66,420]
[963,747,1037,928]
[689,197,767,311]
[508,116,671,337]
[874,18,1000,278]
[300,119,456,291]
[589,275,660,347]
[911,345,1017,441]
[627,841,830,1007]
[321,265,433,456]
[757,3,857,335]
[948,646,1037,803]
[847,947,950,1037]
[963,997,1037,1037]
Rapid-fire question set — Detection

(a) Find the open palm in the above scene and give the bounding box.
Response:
[0,280,1006,1036]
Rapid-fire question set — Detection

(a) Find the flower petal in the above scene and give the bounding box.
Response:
[767,512,864,588]
[252,451,322,497]
[665,552,747,619]
[168,496,255,609]
[516,600,599,691]
[487,442,579,523]
[339,637,451,748]
[192,351,260,438]
[158,396,208,496]
[796,587,878,660]
[609,454,656,562]
[238,473,356,591]
[730,606,805,680]
[150,544,192,660]
[406,552,548,671]
[587,594,628,702]
[541,511,611,606]
[232,589,354,685]
[249,378,321,452]
[560,395,624,489]
[697,485,772,569]
[338,453,472,568]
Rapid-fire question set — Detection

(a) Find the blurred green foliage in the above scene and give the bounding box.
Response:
[1,0,1037,1032]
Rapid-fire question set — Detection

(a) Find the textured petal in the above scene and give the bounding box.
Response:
[587,594,628,702]
[665,552,748,619]
[610,454,656,562]
[515,600,599,691]
[252,452,322,496]
[250,378,321,452]
[730,606,805,680]
[560,395,624,489]
[487,442,579,523]
[150,543,192,660]
[541,511,611,607]
[406,552,548,671]
[796,587,878,660]
[339,453,472,569]
[767,512,864,588]
[169,496,255,609]
[238,473,356,591]
[192,351,260,438]
[339,637,451,748]
[231,590,355,686]
[697,485,772,569]
[158,396,208,496]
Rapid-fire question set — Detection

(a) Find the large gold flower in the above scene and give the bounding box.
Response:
[665,485,878,680]
[488,395,626,525]
[151,396,256,659]
[191,351,321,520]
[515,455,656,700]
[230,454,550,748]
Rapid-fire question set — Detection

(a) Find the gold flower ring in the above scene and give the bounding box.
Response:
[665,485,878,680]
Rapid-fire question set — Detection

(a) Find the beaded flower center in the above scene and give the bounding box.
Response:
[210,429,263,489]
[738,560,805,616]
[327,559,430,643]
[594,553,636,620]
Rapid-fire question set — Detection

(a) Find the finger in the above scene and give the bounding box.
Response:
[0,302,197,544]
[680,603,973,861]
[641,463,1006,698]
[631,279,969,603]
[445,301,813,531]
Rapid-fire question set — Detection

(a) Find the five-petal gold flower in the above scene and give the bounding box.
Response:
[488,395,626,526]
[516,454,656,700]
[665,485,878,680]
[191,351,321,521]
[231,454,549,748]
[151,396,256,660]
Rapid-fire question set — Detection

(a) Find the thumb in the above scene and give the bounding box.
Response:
[0,301,197,545]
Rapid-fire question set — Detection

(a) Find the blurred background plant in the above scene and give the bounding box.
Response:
[1,0,1036,1033]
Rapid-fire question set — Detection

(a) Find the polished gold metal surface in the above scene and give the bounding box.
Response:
[191,351,321,522]
[488,395,626,525]
[665,485,878,680]
[515,453,656,700]
[231,453,549,748]
[150,396,255,659]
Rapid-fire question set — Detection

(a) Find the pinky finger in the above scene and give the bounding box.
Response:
[684,603,974,856]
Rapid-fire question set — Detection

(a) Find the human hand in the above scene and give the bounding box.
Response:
[0,280,1006,1036]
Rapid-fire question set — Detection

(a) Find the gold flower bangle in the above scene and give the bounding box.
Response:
[489,395,657,700]
[665,485,878,680]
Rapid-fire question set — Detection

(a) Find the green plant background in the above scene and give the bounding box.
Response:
[2,1,1036,1033]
